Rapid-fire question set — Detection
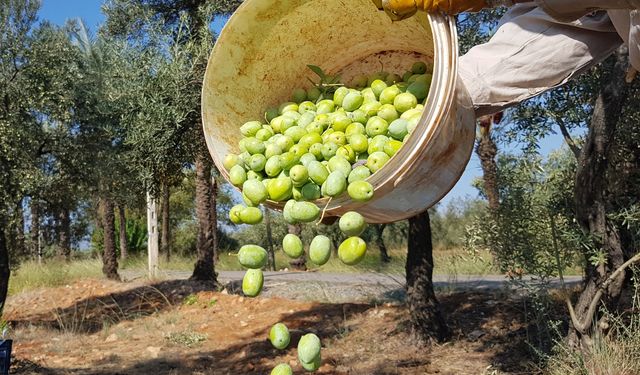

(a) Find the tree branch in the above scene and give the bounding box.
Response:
[555,116,580,159]
[566,250,640,334]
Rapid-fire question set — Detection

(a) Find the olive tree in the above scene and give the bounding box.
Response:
[460,9,640,353]
[103,0,242,284]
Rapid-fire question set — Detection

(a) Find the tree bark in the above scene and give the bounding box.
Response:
[30,199,40,260]
[100,197,120,281]
[476,115,501,212]
[0,220,10,312]
[160,181,171,262]
[210,176,219,261]
[406,211,449,344]
[15,200,25,258]
[375,224,391,263]
[288,224,302,236]
[118,205,128,261]
[7,201,25,259]
[265,208,276,271]
[190,146,217,283]
[147,192,159,278]
[58,207,71,261]
[570,48,629,349]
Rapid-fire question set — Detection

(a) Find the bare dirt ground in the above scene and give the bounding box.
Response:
[3,273,561,375]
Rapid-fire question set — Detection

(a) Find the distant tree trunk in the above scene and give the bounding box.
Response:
[7,201,24,258]
[147,192,159,277]
[330,236,340,256]
[161,181,171,262]
[58,207,71,261]
[265,208,276,271]
[15,200,25,258]
[476,114,501,212]
[191,145,217,283]
[30,199,40,260]
[118,205,128,261]
[0,220,10,312]
[288,224,301,236]
[100,197,120,281]
[375,224,390,262]
[570,48,629,350]
[210,176,219,261]
[406,211,449,344]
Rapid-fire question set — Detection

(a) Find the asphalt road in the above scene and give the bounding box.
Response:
[121,269,583,303]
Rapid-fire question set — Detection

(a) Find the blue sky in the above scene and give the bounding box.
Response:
[38,1,567,207]
[443,131,565,206]
[40,0,105,28]
[40,0,228,32]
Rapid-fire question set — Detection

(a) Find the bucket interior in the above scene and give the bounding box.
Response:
[202,0,434,177]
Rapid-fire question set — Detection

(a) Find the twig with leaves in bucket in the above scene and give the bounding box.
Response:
[306,65,343,99]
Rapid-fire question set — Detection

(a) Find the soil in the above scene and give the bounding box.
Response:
[4,276,551,375]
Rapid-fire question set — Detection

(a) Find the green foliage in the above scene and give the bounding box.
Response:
[121,215,148,255]
[182,294,198,306]
[306,64,343,96]
[613,205,640,247]
[0,0,93,270]
[466,148,583,279]
[92,212,147,256]
[169,174,238,255]
[103,0,242,195]
[0,317,10,339]
[457,8,506,55]
[102,0,242,40]
[430,200,486,250]
[0,0,41,218]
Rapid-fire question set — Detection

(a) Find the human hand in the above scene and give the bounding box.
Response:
[379,0,492,21]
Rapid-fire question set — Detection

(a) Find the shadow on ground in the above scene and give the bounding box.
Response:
[10,278,567,374]
[9,279,218,334]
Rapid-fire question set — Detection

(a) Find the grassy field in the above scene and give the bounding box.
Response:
[8,244,588,297]
[8,259,104,296]
[8,247,496,296]
[117,246,497,276]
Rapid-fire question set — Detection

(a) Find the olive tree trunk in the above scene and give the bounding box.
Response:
[16,200,26,258]
[0,220,10,312]
[210,176,219,261]
[265,208,276,271]
[190,145,217,283]
[375,224,390,263]
[118,205,128,261]
[58,207,71,261]
[100,197,120,281]
[30,199,40,260]
[477,115,501,212]
[406,211,449,344]
[160,181,171,262]
[569,48,630,349]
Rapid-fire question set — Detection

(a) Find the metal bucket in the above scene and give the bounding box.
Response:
[202,0,476,223]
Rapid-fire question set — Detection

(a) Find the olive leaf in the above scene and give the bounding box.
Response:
[306,64,343,96]
[307,65,326,80]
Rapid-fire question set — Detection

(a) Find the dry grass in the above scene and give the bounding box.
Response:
[545,314,640,375]
[9,259,103,296]
[164,330,207,348]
